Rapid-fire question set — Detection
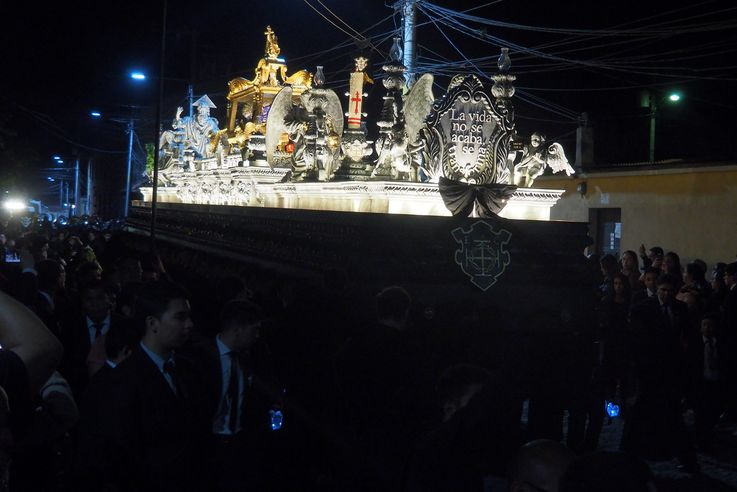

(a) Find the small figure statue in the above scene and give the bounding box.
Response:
[513,132,574,187]
[161,95,220,161]
[229,103,265,162]
[264,25,281,60]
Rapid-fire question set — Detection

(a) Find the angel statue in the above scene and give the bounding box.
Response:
[513,132,574,187]
[265,66,344,181]
[372,72,435,181]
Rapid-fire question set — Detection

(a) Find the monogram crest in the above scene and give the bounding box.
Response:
[452,221,511,290]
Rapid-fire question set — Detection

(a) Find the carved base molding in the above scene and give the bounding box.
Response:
[141,176,563,220]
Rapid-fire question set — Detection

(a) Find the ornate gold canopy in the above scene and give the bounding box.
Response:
[226,26,313,136]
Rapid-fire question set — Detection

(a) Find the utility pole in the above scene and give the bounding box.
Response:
[649,92,657,163]
[151,0,168,246]
[124,118,134,217]
[398,0,418,87]
[86,158,93,216]
[73,157,80,216]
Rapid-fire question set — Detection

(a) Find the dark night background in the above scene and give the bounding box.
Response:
[2,0,736,215]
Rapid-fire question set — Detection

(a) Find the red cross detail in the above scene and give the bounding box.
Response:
[351,91,362,113]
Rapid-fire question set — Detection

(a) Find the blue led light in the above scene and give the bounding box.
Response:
[130,72,146,80]
[606,401,620,418]
[269,409,283,431]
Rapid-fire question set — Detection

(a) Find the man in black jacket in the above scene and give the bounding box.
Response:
[184,299,280,491]
[100,280,208,492]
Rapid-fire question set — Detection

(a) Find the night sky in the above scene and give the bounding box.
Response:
[2,0,736,204]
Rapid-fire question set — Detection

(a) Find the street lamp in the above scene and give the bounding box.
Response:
[89,109,137,217]
[90,111,102,118]
[644,90,682,163]
[130,71,147,81]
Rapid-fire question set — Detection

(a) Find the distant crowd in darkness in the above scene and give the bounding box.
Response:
[0,215,736,492]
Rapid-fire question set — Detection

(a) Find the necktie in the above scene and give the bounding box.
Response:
[163,359,180,396]
[93,323,104,340]
[705,339,717,373]
[227,352,240,433]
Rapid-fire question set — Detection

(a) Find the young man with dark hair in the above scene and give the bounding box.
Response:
[100,280,207,492]
[75,319,141,491]
[60,280,121,398]
[184,299,279,491]
[624,273,699,473]
[632,267,660,305]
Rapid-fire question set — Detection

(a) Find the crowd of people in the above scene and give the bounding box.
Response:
[0,215,735,491]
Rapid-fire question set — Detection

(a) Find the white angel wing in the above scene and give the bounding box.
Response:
[324,89,344,137]
[265,86,294,166]
[403,73,435,145]
[545,142,575,176]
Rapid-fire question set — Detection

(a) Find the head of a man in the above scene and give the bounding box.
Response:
[104,319,141,366]
[642,267,660,293]
[80,280,113,323]
[725,262,737,289]
[700,313,719,340]
[656,273,678,306]
[509,439,576,492]
[136,281,193,356]
[219,300,264,352]
[36,259,65,293]
[648,246,664,269]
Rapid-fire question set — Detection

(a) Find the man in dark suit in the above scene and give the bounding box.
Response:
[686,312,728,447]
[631,267,659,306]
[623,273,699,472]
[185,300,280,491]
[101,280,208,492]
[75,319,140,491]
[59,280,122,399]
[719,262,737,421]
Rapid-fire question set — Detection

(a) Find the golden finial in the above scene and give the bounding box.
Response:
[264,26,281,59]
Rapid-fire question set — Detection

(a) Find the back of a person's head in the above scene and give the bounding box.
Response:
[376,285,411,322]
[649,246,664,257]
[104,318,142,359]
[79,278,109,297]
[219,299,264,331]
[599,254,618,275]
[686,262,706,282]
[134,280,189,325]
[216,275,247,304]
[36,259,63,290]
[510,439,576,492]
[657,272,678,287]
[559,452,654,492]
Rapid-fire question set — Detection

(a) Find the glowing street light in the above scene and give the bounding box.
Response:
[646,90,683,162]
[90,111,102,118]
[2,199,26,212]
[130,71,146,81]
[53,155,61,161]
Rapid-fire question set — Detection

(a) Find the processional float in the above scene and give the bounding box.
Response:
[146,27,575,220]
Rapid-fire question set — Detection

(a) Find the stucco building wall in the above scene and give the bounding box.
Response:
[534,164,737,268]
